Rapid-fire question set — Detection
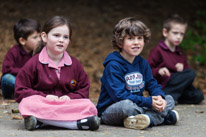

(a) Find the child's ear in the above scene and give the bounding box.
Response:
[19,37,26,46]
[117,43,123,49]
[41,32,47,43]
[162,28,168,37]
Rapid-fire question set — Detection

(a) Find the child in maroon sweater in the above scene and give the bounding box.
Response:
[15,16,99,131]
[148,14,204,104]
[1,18,41,99]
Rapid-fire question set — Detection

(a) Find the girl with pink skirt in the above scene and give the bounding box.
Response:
[15,16,99,131]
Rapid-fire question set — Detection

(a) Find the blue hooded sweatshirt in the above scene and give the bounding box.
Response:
[96,51,165,116]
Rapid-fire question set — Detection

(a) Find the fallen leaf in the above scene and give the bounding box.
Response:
[195,110,204,113]
[12,115,23,120]
[12,109,19,113]
[1,100,10,106]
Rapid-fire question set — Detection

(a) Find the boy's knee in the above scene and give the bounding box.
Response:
[119,100,141,116]
[1,74,16,84]
[118,99,134,112]
[195,92,204,104]
[165,95,175,107]
[185,69,196,78]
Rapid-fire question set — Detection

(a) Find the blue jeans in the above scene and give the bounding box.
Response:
[1,74,16,99]
[101,95,175,126]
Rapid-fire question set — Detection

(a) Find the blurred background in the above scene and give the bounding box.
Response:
[0,0,206,102]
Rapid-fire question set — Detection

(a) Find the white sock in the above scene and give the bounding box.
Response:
[79,118,89,129]
[37,118,78,129]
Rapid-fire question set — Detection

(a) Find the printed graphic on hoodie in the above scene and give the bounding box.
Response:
[125,72,145,93]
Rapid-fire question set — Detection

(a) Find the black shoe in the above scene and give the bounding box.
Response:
[77,116,100,131]
[164,110,179,125]
[24,116,43,130]
[24,116,37,131]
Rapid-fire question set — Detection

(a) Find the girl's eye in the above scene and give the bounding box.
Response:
[64,36,69,39]
[53,34,60,37]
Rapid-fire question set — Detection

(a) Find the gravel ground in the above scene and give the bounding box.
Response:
[1,98,206,137]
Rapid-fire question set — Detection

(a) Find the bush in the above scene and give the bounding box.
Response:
[180,10,206,65]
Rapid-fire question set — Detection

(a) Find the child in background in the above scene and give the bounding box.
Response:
[1,18,41,99]
[148,14,204,104]
[15,16,99,131]
[96,17,179,130]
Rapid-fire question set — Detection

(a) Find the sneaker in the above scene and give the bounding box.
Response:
[77,116,100,131]
[164,110,179,125]
[24,116,37,131]
[124,114,151,130]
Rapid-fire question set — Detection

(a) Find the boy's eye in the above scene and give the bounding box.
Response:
[172,32,178,35]
[33,36,37,39]
[138,36,143,40]
[127,37,133,40]
[180,33,185,36]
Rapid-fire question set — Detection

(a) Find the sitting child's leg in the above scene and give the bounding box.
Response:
[101,99,143,126]
[163,110,179,125]
[178,84,204,104]
[122,95,178,130]
[163,69,195,102]
[124,114,151,130]
[24,116,43,130]
[163,69,204,104]
[1,74,16,99]
[24,115,100,131]
[144,95,178,126]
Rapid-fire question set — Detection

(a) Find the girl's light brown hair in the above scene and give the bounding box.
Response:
[34,16,72,55]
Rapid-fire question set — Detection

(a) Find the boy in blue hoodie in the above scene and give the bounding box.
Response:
[96,17,179,130]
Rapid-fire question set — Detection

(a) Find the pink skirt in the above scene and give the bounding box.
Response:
[19,95,97,121]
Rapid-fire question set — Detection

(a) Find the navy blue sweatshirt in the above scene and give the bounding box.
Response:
[96,51,165,116]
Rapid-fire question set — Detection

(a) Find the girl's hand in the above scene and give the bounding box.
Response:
[46,95,59,101]
[59,95,70,101]
[175,63,184,72]
[158,67,171,77]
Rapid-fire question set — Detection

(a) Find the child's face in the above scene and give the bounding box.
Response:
[119,35,144,62]
[163,23,186,47]
[42,25,70,55]
[21,31,41,53]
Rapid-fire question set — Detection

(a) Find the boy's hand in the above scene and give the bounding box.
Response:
[156,96,167,112]
[46,95,59,101]
[59,95,70,101]
[175,63,184,72]
[152,96,167,112]
[158,67,171,77]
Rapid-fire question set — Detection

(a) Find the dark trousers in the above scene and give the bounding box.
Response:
[163,69,204,104]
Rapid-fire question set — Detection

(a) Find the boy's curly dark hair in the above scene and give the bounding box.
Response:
[112,17,151,51]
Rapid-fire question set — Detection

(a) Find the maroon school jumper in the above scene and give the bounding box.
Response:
[2,45,32,76]
[148,41,189,88]
[15,48,90,103]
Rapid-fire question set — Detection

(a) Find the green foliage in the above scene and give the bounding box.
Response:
[180,10,206,65]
